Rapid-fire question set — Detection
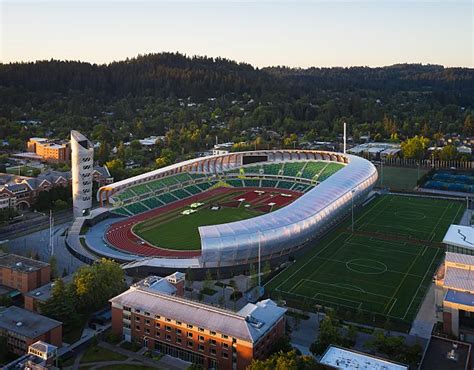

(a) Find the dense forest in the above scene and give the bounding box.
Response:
[0,52,473,174]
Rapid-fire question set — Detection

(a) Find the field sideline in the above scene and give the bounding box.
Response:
[265,194,464,324]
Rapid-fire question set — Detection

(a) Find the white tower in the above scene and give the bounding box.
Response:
[71,130,94,219]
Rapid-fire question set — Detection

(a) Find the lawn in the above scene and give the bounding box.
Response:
[375,165,429,191]
[133,206,260,250]
[266,194,464,326]
[80,346,128,363]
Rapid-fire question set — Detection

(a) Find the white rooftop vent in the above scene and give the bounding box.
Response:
[16,321,23,327]
[16,262,23,267]
[34,292,42,296]
[245,315,264,329]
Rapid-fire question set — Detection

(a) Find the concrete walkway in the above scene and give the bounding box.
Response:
[409,283,438,339]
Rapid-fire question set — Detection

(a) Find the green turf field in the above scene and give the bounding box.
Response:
[266,194,464,324]
[133,206,260,250]
[375,166,429,191]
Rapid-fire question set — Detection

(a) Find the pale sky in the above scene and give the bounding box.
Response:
[1,0,473,68]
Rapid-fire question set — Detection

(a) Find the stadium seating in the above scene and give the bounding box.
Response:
[261,179,278,188]
[174,173,194,183]
[158,193,178,204]
[301,161,327,180]
[276,180,294,189]
[196,182,215,191]
[242,165,263,175]
[263,163,283,176]
[317,163,344,181]
[171,188,191,200]
[142,197,163,210]
[227,179,245,187]
[243,179,260,187]
[131,183,151,196]
[184,185,202,195]
[124,202,148,215]
[292,183,311,192]
[282,162,305,177]
[114,189,136,202]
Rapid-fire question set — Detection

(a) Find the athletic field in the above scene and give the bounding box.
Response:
[133,206,260,250]
[266,194,464,324]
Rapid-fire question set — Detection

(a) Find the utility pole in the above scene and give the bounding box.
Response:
[258,234,261,289]
[343,122,347,154]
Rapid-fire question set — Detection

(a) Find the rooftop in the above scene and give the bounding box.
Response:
[443,225,474,251]
[25,275,74,302]
[445,289,474,308]
[0,306,61,338]
[320,346,408,370]
[110,283,286,343]
[0,253,49,273]
[444,266,474,291]
[420,336,471,370]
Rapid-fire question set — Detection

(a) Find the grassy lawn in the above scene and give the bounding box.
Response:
[94,365,156,370]
[133,205,260,250]
[266,194,464,326]
[6,165,39,176]
[80,346,127,363]
[375,166,429,191]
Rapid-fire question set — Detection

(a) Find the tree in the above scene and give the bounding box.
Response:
[247,350,323,370]
[439,144,457,161]
[40,278,78,326]
[310,316,342,355]
[72,258,126,313]
[105,159,126,180]
[463,114,473,137]
[49,256,58,279]
[400,136,429,159]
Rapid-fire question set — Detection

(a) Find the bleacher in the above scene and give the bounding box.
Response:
[184,185,202,195]
[276,180,295,189]
[111,207,132,217]
[196,182,215,191]
[115,189,136,202]
[301,161,327,180]
[243,179,260,187]
[263,163,283,176]
[282,162,305,177]
[242,165,263,175]
[318,163,344,182]
[227,179,244,187]
[131,183,151,196]
[142,197,163,210]
[124,202,148,215]
[292,183,312,192]
[171,188,190,200]
[158,193,178,204]
[261,179,278,188]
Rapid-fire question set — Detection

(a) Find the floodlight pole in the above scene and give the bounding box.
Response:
[380,160,384,189]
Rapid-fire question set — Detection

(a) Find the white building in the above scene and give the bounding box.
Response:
[71,130,94,219]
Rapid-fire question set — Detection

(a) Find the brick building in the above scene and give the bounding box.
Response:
[27,138,70,163]
[0,253,50,294]
[24,274,74,313]
[0,306,62,355]
[110,273,286,370]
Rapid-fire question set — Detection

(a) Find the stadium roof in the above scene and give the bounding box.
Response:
[443,267,474,291]
[320,345,408,370]
[443,225,474,250]
[199,154,376,265]
[110,287,285,343]
[445,252,474,267]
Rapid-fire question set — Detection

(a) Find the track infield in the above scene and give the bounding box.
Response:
[266,194,464,324]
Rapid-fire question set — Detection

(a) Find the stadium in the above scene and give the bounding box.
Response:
[66,150,378,276]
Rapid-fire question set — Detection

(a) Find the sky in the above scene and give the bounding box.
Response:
[1,0,473,68]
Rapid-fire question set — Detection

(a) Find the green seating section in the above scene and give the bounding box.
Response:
[131,183,151,196]
[292,183,311,192]
[277,180,294,189]
[171,189,190,200]
[263,163,283,175]
[242,166,263,174]
[243,179,260,187]
[301,162,327,180]
[282,162,305,177]
[196,182,214,191]
[227,179,244,187]
[318,163,344,181]
[185,185,202,195]
[261,179,278,188]
[142,197,163,209]
[158,193,178,204]
[115,189,136,201]
[124,202,148,215]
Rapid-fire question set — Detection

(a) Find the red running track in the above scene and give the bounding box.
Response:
[105,187,302,258]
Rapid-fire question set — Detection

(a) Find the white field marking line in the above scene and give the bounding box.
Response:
[317,270,403,291]
[450,201,464,225]
[360,221,432,240]
[313,255,426,279]
[427,200,450,242]
[347,240,419,257]
[277,289,362,310]
[358,196,392,231]
[345,259,388,275]
[401,249,439,321]
[352,195,388,230]
[301,279,395,300]
[269,232,351,290]
[384,241,423,314]
[313,292,363,310]
[386,298,398,318]
[288,278,306,294]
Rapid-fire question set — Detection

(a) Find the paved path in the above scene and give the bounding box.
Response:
[409,283,437,339]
